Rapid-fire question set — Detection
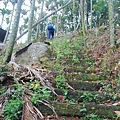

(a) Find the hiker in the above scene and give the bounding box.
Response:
[46,22,56,39]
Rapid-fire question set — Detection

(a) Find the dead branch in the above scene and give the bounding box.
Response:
[22,95,44,120]
[14,42,32,57]
[4,61,58,119]
[37,100,58,119]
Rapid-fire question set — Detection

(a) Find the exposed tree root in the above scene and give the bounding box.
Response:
[0,61,59,119]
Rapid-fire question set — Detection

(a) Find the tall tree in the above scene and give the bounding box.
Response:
[80,0,85,35]
[93,0,108,27]
[4,1,16,43]
[90,0,92,29]
[36,0,44,39]
[84,0,87,31]
[0,0,9,27]
[15,0,72,41]
[108,0,115,48]
[73,0,76,32]
[3,0,23,63]
[27,0,36,42]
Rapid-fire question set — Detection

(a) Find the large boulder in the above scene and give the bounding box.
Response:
[14,42,51,65]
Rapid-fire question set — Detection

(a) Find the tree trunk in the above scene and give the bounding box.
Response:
[36,0,44,39]
[15,0,72,41]
[27,0,36,42]
[84,0,87,31]
[90,0,92,29]
[56,13,59,36]
[1,14,5,28]
[3,0,23,64]
[73,0,76,32]
[108,0,115,48]
[80,0,85,35]
[3,4,15,43]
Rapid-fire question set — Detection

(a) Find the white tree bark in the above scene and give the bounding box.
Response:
[27,0,36,42]
[80,0,85,35]
[84,0,87,31]
[4,4,15,43]
[108,0,115,48]
[90,0,92,29]
[73,0,76,32]
[36,0,44,39]
[0,0,9,27]
[3,0,23,63]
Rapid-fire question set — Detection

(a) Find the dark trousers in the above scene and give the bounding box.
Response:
[48,30,54,39]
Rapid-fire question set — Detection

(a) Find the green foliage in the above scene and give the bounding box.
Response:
[27,79,51,104]
[52,39,71,60]
[2,84,24,120]
[85,59,94,68]
[2,99,23,120]
[82,113,102,120]
[0,86,6,95]
[102,83,118,100]
[6,17,10,24]
[27,79,52,105]
[31,86,51,104]
[66,97,77,103]
[0,65,8,75]
[0,8,11,15]
[55,75,68,90]
[81,92,98,102]
[28,79,40,91]
[55,74,68,96]
[51,36,86,62]
[92,0,108,26]
[80,107,87,113]
[12,84,24,99]
[72,54,79,62]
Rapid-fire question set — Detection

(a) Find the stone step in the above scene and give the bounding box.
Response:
[64,73,107,81]
[67,81,103,91]
[63,68,97,73]
[54,88,119,103]
[38,102,120,119]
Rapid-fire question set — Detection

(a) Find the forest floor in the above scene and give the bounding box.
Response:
[0,26,120,120]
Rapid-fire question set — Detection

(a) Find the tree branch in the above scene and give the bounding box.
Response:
[15,0,72,41]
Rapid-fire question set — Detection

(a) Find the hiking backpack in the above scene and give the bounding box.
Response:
[47,23,54,30]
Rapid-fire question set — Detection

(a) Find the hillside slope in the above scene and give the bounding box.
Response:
[0,26,120,120]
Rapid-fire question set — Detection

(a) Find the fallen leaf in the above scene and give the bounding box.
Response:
[115,63,119,70]
[114,111,120,117]
[47,115,57,119]
[91,73,94,75]
[67,84,75,90]
[113,102,120,106]
[57,95,65,102]
[98,87,102,92]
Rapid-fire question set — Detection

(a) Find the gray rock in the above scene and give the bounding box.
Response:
[14,42,50,65]
[0,43,5,50]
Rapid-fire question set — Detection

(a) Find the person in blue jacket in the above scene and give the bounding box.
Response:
[46,22,56,39]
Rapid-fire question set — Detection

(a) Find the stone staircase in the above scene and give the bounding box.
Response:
[40,48,120,119]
